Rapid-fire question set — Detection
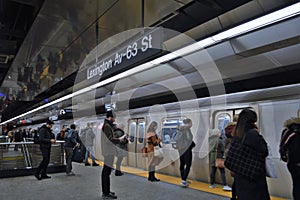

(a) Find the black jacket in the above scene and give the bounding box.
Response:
[38,125,54,148]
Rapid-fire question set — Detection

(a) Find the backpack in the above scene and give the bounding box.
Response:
[279,128,297,162]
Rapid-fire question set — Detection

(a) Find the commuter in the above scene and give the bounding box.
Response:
[34,120,56,180]
[279,117,300,199]
[83,123,99,166]
[64,124,80,176]
[13,129,21,151]
[176,118,196,187]
[101,111,123,199]
[56,130,65,140]
[114,123,128,176]
[209,129,231,191]
[224,114,239,200]
[146,121,162,182]
[231,109,270,200]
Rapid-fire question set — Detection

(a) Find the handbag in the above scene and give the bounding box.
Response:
[154,146,163,158]
[141,146,148,157]
[215,158,225,168]
[72,146,84,163]
[224,134,265,180]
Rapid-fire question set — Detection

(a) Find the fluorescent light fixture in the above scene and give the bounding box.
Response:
[212,2,300,41]
[1,2,300,125]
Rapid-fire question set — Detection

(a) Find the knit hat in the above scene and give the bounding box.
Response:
[106,110,116,118]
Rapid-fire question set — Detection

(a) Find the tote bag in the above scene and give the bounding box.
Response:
[225,137,265,180]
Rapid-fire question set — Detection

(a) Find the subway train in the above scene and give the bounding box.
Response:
[21,83,299,199]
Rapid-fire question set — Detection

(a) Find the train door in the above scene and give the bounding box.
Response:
[127,118,147,169]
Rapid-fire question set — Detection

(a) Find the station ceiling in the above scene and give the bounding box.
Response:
[0,0,299,125]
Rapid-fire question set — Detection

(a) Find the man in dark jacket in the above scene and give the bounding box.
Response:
[101,111,123,199]
[34,120,56,180]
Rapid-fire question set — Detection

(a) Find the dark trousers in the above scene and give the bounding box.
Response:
[179,149,192,181]
[116,156,123,171]
[101,155,114,195]
[37,147,51,176]
[288,163,300,200]
[210,166,227,185]
[65,147,74,173]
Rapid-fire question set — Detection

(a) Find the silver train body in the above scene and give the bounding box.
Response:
[27,84,299,199]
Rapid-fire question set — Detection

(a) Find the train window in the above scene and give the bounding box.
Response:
[161,118,184,144]
[129,121,136,143]
[216,113,231,138]
[138,121,145,143]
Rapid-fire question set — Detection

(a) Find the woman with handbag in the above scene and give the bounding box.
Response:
[209,129,231,191]
[146,121,162,182]
[230,109,270,200]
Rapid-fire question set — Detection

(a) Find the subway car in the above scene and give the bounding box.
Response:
[40,83,299,200]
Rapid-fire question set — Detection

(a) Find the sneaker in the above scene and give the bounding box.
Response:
[66,172,75,176]
[223,185,232,191]
[102,193,117,199]
[92,163,99,166]
[209,184,216,188]
[115,170,124,176]
[41,174,51,179]
[180,180,189,188]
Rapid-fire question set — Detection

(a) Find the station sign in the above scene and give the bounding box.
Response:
[86,28,163,82]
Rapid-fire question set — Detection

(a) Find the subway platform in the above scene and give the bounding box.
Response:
[0,161,287,200]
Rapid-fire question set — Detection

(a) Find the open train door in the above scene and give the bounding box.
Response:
[127,118,147,170]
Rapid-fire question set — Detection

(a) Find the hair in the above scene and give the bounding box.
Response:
[233,114,239,122]
[147,121,158,133]
[70,124,76,130]
[232,109,257,138]
[183,118,192,124]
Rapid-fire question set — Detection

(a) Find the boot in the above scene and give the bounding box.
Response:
[115,170,124,176]
[152,171,160,182]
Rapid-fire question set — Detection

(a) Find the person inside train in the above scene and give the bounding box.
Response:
[101,111,124,199]
[82,122,99,166]
[113,123,128,176]
[224,114,239,200]
[231,108,270,200]
[208,129,231,191]
[176,118,195,187]
[279,117,300,200]
[34,120,56,180]
[64,123,80,176]
[146,121,162,182]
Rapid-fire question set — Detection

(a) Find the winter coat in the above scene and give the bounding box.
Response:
[209,137,225,167]
[64,129,79,148]
[234,128,270,200]
[281,117,300,164]
[146,131,161,167]
[38,125,54,149]
[84,128,95,147]
[101,119,119,157]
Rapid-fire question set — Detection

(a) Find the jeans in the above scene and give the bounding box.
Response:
[101,155,114,195]
[210,166,227,185]
[179,149,192,181]
[85,146,95,163]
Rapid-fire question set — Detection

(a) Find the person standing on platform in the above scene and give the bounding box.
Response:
[232,109,270,200]
[101,111,124,199]
[64,124,80,176]
[34,120,56,180]
[146,121,162,182]
[114,123,128,176]
[279,117,300,200]
[209,129,231,191]
[84,122,99,166]
[177,118,195,187]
